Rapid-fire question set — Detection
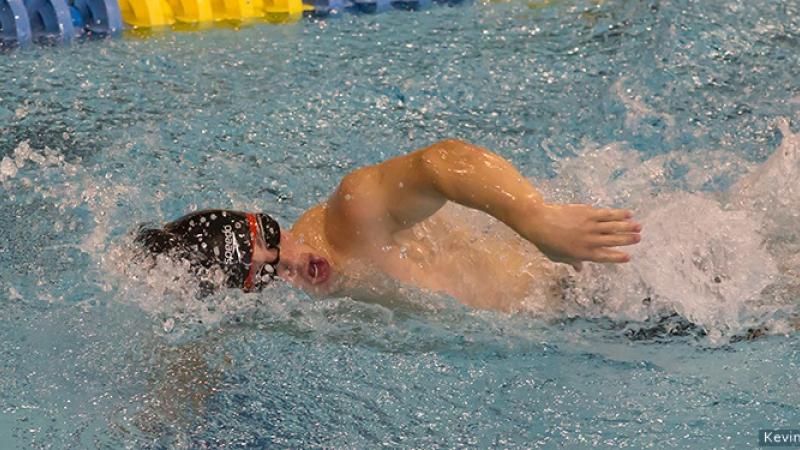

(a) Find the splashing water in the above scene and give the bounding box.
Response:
[730,118,800,244]
[2,1,800,447]
[543,118,800,342]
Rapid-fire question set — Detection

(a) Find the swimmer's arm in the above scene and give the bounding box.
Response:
[334,139,641,269]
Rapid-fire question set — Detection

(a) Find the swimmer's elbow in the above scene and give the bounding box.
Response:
[419,139,491,185]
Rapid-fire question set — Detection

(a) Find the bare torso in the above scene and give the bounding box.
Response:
[293,203,567,312]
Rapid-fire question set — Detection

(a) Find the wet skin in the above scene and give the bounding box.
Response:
[250,139,642,310]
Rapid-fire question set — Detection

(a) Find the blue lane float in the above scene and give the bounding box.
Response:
[390,0,428,10]
[302,0,351,16]
[73,0,123,35]
[24,0,76,43]
[352,0,388,14]
[0,0,33,47]
[70,3,85,28]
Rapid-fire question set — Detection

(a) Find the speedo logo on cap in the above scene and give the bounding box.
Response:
[222,224,241,264]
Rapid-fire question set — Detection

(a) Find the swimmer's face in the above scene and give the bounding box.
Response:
[265,229,336,296]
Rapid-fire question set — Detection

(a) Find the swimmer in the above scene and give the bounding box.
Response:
[136,139,642,311]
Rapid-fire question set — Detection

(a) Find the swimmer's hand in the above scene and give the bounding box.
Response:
[522,204,642,271]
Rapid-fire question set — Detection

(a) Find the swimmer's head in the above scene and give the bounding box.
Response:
[136,209,340,296]
[135,209,281,292]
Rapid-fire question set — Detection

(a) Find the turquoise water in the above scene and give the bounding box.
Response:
[1,0,800,448]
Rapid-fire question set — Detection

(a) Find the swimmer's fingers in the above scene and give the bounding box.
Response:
[594,220,641,235]
[592,233,641,248]
[592,208,633,222]
[589,249,631,263]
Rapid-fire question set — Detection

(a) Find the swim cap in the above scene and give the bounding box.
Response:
[135,209,281,291]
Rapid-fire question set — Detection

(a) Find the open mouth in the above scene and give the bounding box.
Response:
[307,256,330,284]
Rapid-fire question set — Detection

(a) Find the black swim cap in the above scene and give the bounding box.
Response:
[136,209,281,291]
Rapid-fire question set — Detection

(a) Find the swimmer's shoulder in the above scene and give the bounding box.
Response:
[323,166,397,250]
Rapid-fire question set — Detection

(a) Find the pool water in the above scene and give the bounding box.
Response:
[2,0,800,448]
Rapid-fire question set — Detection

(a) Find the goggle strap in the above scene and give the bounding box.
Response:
[244,213,261,291]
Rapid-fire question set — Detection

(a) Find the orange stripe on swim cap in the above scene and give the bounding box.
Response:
[243,213,260,291]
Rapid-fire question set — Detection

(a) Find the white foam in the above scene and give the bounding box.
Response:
[543,121,800,341]
[7,286,22,301]
[613,78,676,134]
[729,118,800,243]
[0,156,17,180]
[587,194,777,338]
[109,241,280,339]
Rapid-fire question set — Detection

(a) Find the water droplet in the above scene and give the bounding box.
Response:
[163,318,175,333]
